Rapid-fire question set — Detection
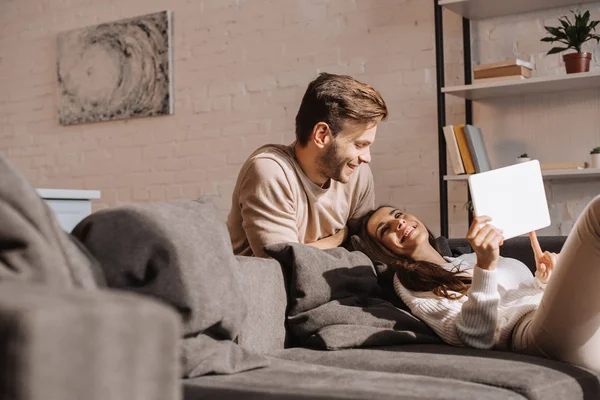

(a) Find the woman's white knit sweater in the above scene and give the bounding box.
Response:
[393,253,546,350]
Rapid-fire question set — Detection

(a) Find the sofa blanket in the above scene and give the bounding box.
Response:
[265,243,440,350]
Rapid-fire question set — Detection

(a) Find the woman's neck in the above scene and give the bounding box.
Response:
[411,244,447,265]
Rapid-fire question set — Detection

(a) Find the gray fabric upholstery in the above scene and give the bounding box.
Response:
[271,345,600,400]
[72,198,269,377]
[184,356,526,400]
[264,243,440,349]
[0,154,98,289]
[235,255,288,353]
[0,281,180,400]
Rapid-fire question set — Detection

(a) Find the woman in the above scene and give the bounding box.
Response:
[357,196,600,373]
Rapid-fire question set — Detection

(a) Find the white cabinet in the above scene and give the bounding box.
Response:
[36,189,101,232]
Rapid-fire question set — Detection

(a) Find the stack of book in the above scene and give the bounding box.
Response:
[442,124,492,175]
[473,58,534,83]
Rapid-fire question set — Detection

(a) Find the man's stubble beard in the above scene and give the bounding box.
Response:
[317,140,349,184]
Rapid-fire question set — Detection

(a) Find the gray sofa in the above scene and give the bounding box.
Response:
[182,234,600,400]
[1,150,599,399]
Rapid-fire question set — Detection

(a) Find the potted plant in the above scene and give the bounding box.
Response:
[591,146,600,168]
[516,153,530,163]
[541,10,600,74]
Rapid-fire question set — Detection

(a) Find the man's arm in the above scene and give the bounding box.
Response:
[238,159,299,258]
[307,226,348,250]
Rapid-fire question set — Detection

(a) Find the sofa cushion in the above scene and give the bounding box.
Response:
[184,356,526,400]
[271,345,600,400]
[234,255,288,353]
[0,155,98,289]
[0,281,180,400]
[264,242,440,350]
[72,197,268,377]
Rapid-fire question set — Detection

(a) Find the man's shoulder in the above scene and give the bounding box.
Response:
[240,144,299,185]
[250,144,294,162]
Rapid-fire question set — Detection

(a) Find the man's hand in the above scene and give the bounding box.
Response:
[529,231,558,284]
[307,227,348,250]
[466,215,504,271]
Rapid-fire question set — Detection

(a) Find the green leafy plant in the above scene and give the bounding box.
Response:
[541,10,600,54]
[591,146,600,154]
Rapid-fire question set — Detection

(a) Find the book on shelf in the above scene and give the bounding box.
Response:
[452,124,476,174]
[540,162,588,171]
[464,125,492,173]
[474,65,532,80]
[473,58,534,72]
[442,125,466,175]
[473,75,529,83]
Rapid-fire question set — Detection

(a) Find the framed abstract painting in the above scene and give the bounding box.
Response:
[57,10,174,125]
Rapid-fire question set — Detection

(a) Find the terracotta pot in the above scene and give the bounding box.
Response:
[563,52,592,74]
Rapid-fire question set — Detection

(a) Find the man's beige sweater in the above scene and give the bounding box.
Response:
[227,144,374,257]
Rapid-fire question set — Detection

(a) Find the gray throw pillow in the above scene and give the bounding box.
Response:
[72,197,268,377]
[264,242,440,349]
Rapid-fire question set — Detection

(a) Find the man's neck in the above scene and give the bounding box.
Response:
[294,142,328,187]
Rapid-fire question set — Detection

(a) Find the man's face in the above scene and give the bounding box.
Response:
[317,123,377,184]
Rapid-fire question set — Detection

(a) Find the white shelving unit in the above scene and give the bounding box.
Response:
[438,0,590,20]
[445,169,600,181]
[442,71,600,100]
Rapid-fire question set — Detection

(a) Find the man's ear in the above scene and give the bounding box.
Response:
[312,122,331,149]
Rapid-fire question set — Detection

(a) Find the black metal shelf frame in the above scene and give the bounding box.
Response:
[434,0,473,237]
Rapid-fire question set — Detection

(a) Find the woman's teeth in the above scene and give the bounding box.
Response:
[401,226,415,242]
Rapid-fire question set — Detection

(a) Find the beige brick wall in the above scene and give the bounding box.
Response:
[0,0,598,237]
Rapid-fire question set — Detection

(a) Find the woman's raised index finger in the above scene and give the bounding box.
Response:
[529,231,544,258]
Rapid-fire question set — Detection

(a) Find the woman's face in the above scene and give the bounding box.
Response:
[366,207,429,257]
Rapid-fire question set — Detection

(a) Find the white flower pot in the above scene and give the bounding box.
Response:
[516,157,531,164]
[591,153,600,169]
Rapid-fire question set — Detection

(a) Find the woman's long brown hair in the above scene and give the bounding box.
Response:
[357,207,471,300]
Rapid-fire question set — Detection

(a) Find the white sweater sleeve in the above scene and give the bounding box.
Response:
[396,267,501,349]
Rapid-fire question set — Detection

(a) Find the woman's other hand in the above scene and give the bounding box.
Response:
[467,215,504,271]
[529,231,558,284]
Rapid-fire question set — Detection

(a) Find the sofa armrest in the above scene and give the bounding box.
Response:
[447,236,567,274]
[234,256,288,354]
[0,282,181,400]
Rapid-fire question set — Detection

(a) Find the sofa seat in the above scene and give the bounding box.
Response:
[183,357,526,400]
[268,345,600,400]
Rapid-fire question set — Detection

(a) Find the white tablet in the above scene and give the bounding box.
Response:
[468,160,550,240]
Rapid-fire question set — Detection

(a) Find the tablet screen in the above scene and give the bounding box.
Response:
[468,160,551,240]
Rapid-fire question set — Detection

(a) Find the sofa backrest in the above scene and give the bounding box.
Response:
[447,235,567,274]
[234,255,289,353]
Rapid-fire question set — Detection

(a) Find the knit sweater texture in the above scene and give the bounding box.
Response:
[393,253,546,350]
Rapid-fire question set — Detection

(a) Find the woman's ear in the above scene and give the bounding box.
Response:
[312,122,331,149]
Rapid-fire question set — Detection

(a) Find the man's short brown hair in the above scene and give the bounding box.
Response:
[295,73,388,146]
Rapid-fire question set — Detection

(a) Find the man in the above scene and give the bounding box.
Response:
[227,72,388,257]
